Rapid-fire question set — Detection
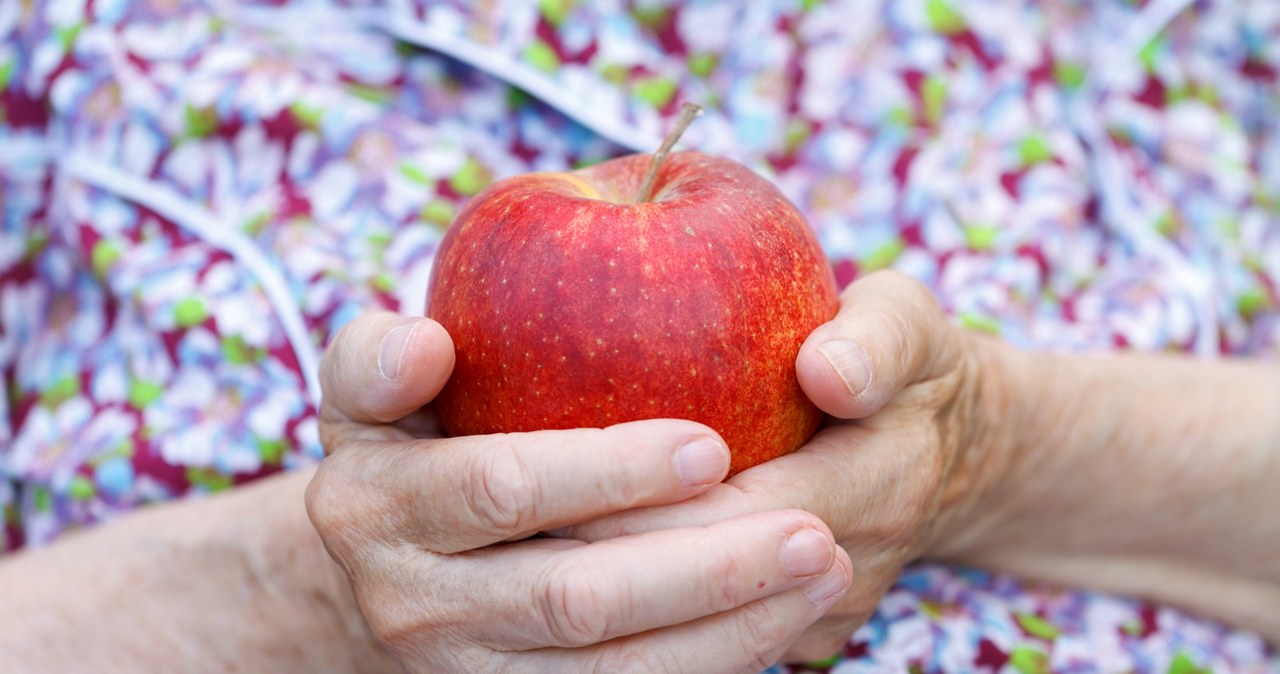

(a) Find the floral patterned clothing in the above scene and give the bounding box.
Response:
[1,1,1277,671]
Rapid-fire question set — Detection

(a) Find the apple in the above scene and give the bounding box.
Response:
[426,105,838,475]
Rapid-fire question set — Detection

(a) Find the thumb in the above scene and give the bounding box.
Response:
[319,311,455,425]
[795,270,961,420]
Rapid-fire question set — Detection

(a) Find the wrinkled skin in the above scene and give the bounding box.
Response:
[307,318,855,673]
[561,270,1002,662]
[306,270,999,671]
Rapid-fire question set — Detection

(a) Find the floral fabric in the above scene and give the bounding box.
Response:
[1,0,1277,671]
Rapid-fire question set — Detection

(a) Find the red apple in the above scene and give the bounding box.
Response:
[426,146,837,475]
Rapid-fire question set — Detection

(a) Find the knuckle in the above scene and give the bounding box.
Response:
[462,437,539,535]
[539,563,619,647]
[736,600,794,658]
[337,545,453,662]
[305,458,370,560]
[305,459,352,537]
[359,585,435,660]
[707,550,748,610]
[306,451,405,565]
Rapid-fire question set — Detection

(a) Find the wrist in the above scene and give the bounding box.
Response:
[223,468,401,673]
[923,331,1031,560]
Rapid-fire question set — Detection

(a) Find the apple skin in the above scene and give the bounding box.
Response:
[426,151,838,475]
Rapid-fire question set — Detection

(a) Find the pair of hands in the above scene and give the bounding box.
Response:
[306,271,998,673]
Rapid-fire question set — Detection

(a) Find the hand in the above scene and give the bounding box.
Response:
[305,312,855,673]
[562,271,1006,663]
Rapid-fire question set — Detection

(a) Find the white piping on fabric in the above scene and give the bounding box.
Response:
[1068,0,1218,356]
[356,10,662,154]
[60,153,324,408]
[61,1,1207,417]
[229,4,660,154]
[1117,0,1200,59]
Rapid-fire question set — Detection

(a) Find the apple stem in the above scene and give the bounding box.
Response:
[636,102,704,203]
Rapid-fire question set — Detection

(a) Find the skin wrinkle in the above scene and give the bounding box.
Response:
[926,335,992,543]
[923,345,1280,642]
[374,544,482,657]
[1,470,397,673]
[733,599,788,667]
[541,560,613,647]
[802,427,919,551]
[359,451,420,553]
[971,348,1073,545]
[943,341,1038,554]
[1019,357,1219,549]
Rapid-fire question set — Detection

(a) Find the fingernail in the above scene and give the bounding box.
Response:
[674,438,729,487]
[803,562,848,604]
[816,339,871,398]
[782,527,833,578]
[378,319,420,380]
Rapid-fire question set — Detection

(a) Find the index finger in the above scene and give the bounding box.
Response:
[306,419,732,555]
[562,422,941,549]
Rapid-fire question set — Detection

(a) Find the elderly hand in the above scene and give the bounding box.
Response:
[305,312,854,673]
[562,270,1008,663]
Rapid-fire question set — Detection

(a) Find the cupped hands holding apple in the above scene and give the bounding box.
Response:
[308,312,857,673]
[307,106,1006,672]
[307,274,994,672]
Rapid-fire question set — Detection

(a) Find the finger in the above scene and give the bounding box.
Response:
[795,270,961,419]
[567,422,938,551]
[466,510,842,650]
[319,311,454,426]
[524,548,852,673]
[338,512,845,668]
[307,419,731,555]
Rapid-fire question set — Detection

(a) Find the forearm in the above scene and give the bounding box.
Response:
[0,468,399,673]
[939,341,1280,639]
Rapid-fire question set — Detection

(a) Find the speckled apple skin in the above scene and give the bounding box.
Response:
[426,151,838,475]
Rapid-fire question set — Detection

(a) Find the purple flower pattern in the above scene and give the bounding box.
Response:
[2,1,1277,671]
